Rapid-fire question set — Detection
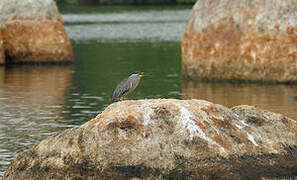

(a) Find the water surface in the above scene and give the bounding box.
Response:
[0,6,296,177]
[63,9,189,42]
[183,81,297,118]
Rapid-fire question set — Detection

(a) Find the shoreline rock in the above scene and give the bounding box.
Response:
[0,0,73,64]
[181,0,297,82]
[4,99,297,179]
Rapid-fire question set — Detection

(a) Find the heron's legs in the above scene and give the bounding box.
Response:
[120,96,125,101]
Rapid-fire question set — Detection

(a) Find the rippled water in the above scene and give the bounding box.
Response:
[63,9,188,42]
[0,6,296,177]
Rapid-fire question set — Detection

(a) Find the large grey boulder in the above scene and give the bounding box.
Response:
[3,99,297,179]
[0,0,73,63]
[181,0,297,82]
[0,0,60,24]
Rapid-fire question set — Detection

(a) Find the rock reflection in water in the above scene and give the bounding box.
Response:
[0,65,74,175]
[182,80,297,120]
[0,66,73,109]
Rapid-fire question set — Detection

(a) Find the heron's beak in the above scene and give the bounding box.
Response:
[140,72,152,77]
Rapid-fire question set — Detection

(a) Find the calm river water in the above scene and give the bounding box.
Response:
[0,6,296,177]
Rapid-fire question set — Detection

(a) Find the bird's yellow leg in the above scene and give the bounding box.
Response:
[120,96,125,101]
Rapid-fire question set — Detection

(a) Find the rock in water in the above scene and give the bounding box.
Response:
[181,0,297,82]
[0,36,4,64]
[3,99,297,179]
[0,0,73,63]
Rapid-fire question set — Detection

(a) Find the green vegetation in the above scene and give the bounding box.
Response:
[55,0,196,5]
[58,4,192,13]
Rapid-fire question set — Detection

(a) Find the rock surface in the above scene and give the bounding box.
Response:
[4,99,297,179]
[0,36,4,64]
[0,0,73,63]
[181,0,297,82]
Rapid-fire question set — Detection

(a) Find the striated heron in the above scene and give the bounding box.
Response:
[111,71,152,102]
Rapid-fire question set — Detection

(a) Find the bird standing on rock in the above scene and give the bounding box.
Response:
[111,71,152,102]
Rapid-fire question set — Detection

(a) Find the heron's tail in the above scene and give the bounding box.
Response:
[110,95,116,103]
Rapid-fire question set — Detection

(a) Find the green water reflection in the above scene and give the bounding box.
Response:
[65,41,182,123]
[59,5,192,14]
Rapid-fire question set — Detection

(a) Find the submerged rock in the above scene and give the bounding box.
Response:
[4,99,297,179]
[181,0,297,82]
[0,0,73,63]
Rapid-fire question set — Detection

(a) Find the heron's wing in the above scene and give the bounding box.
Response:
[111,77,133,101]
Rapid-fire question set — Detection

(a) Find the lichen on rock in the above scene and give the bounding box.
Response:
[3,99,297,179]
[181,0,297,82]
